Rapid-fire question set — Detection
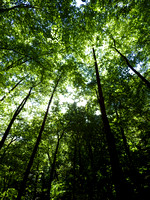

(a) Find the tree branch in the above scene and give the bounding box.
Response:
[0,46,45,70]
[0,77,25,102]
[111,37,150,88]
[0,4,36,13]
[5,57,29,71]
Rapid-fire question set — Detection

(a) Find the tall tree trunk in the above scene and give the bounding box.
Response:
[92,48,132,199]
[113,46,150,89]
[87,142,94,200]
[0,137,17,163]
[33,164,39,200]
[115,109,144,195]
[115,109,131,162]
[73,142,77,200]
[46,131,64,200]
[0,87,33,150]
[16,76,61,200]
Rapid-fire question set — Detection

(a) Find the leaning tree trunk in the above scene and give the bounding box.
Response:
[92,48,132,200]
[112,46,150,89]
[0,87,33,150]
[16,76,61,200]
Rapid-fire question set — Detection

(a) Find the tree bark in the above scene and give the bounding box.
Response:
[46,131,64,200]
[113,46,150,89]
[87,142,94,200]
[115,109,132,161]
[92,48,131,199]
[73,142,77,200]
[33,164,39,200]
[16,76,61,200]
[115,109,145,194]
[0,87,33,150]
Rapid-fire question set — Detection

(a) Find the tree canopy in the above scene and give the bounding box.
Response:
[0,0,150,199]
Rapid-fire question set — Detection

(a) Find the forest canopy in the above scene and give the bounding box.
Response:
[0,0,150,199]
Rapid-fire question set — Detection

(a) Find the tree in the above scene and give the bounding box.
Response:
[0,87,33,150]
[93,47,135,199]
[0,0,150,199]
[16,76,61,200]
[0,77,25,101]
[111,40,150,88]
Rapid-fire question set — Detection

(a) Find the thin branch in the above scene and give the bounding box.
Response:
[6,57,29,71]
[0,77,25,102]
[0,46,45,69]
[0,4,36,13]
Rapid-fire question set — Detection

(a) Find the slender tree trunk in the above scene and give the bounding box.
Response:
[0,87,33,150]
[121,127,132,159]
[87,143,94,200]
[16,76,61,200]
[78,140,84,193]
[115,109,131,161]
[115,109,144,195]
[0,77,25,102]
[46,132,64,200]
[0,137,17,163]
[33,164,39,200]
[113,47,150,88]
[92,48,131,199]
[73,142,77,200]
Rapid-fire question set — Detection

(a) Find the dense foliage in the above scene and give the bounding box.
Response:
[0,0,150,199]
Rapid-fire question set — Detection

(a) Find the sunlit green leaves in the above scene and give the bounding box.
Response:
[0,0,150,199]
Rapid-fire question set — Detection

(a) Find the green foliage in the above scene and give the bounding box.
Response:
[0,0,150,199]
